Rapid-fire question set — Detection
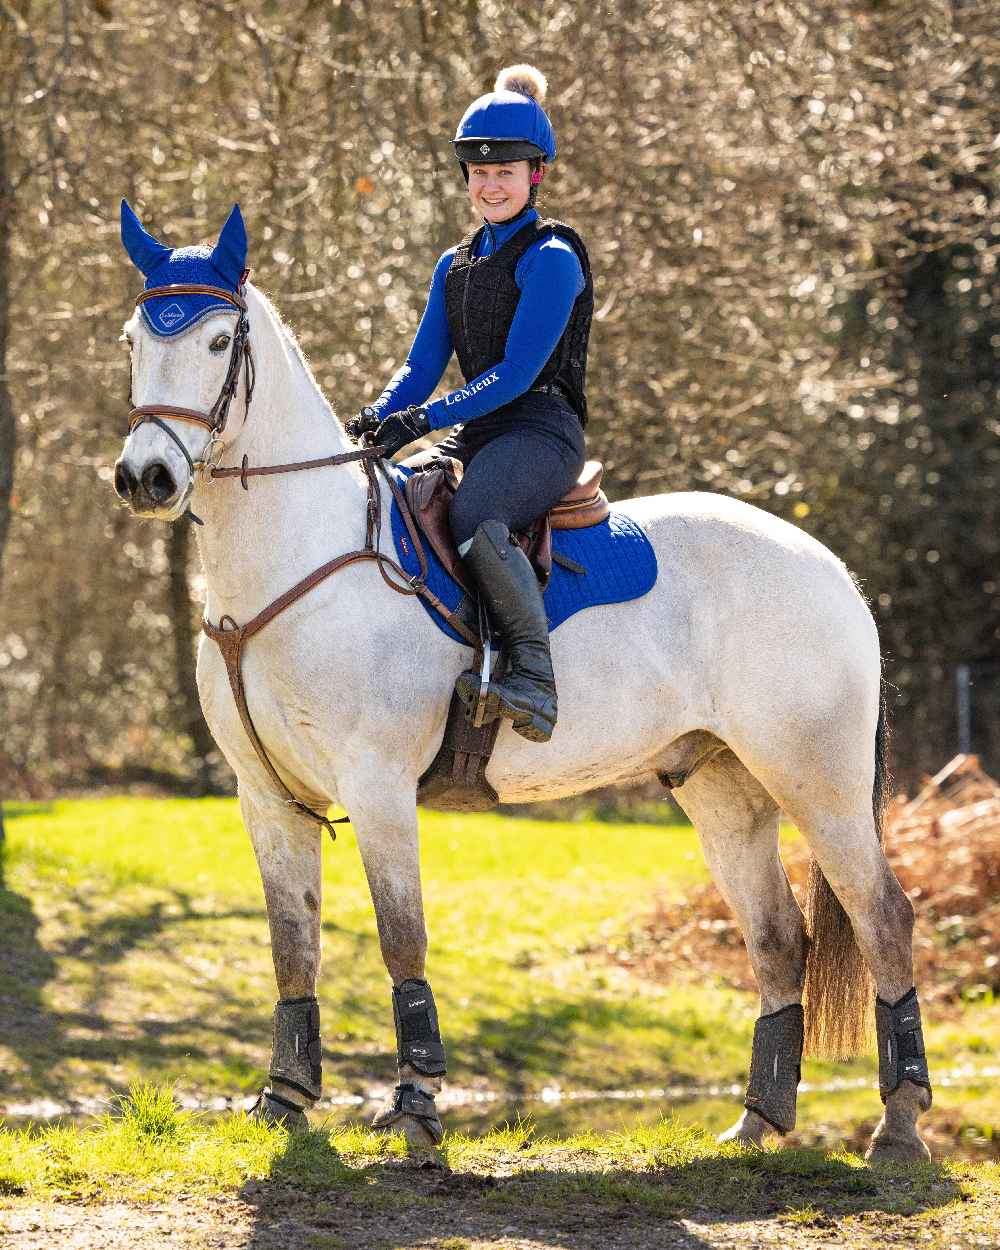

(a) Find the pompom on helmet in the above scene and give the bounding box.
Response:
[453,64,556,202]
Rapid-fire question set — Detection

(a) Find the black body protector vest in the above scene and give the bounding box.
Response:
[443,217,594,426]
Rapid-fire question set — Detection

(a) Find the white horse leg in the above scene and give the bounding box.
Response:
[790,806,930,1163]
[339,781,445,1149]
[671,750,807,1147]
[240,789,324,1131]
[737,708,933,1164]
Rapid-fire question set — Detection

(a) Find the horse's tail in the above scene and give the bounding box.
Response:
[802,680,888,1059]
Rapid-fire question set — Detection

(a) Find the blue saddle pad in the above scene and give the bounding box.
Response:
[388,466,658,644]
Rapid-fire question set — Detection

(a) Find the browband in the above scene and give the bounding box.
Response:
[134,283,247,311]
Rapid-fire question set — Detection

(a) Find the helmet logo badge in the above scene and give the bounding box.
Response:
[480,143,490,155]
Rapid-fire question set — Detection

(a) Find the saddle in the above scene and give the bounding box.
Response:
[410,458,610,814]
[403,457,610,592]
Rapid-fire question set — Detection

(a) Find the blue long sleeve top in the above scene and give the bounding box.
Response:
[371,208,585,431]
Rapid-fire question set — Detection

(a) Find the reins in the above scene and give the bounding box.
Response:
[125,279,477,836]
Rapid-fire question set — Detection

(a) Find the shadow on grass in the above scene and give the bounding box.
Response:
[0,834,61,1096]
[0,808,396,1112]
[1,803,55,821]
[239,1130,962,1250]
[457,996,712,1097]
[2,868,742,1119]
[0,828,277,1107]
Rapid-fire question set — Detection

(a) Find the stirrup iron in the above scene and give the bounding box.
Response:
[472,636,493,729]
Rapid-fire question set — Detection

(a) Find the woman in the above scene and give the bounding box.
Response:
[351,65,594,744]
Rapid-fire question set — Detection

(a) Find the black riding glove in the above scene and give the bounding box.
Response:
[374,405,431,458]
[345,405,381,442]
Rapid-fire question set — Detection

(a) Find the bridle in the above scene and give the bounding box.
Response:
[123,276,478,836]
[127,279,257,479]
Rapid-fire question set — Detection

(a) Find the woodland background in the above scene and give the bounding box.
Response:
[0,0,998,800]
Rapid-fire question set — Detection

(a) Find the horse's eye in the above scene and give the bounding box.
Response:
[210,333,231,353]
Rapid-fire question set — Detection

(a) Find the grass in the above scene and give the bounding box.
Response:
[1,1084,995,1220]
[0,797,736,1106]
[0,797,998,1160]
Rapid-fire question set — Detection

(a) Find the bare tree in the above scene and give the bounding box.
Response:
[1,0,997,794]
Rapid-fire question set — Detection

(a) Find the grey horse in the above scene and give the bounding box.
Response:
[114,208,932,1162]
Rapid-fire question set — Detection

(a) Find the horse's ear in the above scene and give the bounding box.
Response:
[120,199,172,277]
[210,204,248,287]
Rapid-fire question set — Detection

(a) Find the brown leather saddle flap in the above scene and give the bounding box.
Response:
[403,456,611,588]
[404,458,553,589]
[417,685,502,812]
[404,459,468,588]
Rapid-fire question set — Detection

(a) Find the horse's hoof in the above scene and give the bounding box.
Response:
[718,1109,769,1149]
[865,1128,932,1165]
[246,1089,309,1133]
[374,1112,443,1153]
[371,1083,444,1149]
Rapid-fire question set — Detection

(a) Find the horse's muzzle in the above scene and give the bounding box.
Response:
[113,455,182,514]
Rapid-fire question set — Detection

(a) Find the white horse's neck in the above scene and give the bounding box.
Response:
[191,284,370,621]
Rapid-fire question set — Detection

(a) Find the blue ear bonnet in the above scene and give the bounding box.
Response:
[136,247,238,337]
[454,89,556,162]
[120,201,248,338]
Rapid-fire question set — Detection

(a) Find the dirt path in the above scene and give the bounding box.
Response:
[2,1156,995,1250]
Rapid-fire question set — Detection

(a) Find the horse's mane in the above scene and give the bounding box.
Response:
[250,283,339,420]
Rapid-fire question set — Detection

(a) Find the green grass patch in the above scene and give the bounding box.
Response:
[0,798,998,1163]
[0,798,736,1106]
[0,1087,994,1223]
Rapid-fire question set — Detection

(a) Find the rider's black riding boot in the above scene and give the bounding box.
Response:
[454,519,557,743]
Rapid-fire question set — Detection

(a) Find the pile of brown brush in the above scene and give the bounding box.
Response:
[611,755,1000,1005]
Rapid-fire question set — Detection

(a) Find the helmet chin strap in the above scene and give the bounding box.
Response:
[528,158,544,206]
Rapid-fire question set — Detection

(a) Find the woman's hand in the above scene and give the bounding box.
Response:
[345,406,381,442]
[374,406,431,458]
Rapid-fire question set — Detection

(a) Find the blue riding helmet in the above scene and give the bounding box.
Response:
[452,87,556,168]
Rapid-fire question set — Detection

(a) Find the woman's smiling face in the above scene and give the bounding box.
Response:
[467,161,533,222]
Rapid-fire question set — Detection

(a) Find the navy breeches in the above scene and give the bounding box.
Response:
[404,391,587,547]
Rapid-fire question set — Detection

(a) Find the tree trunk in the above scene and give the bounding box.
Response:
[167,522,218,791]
[0,123,15,592]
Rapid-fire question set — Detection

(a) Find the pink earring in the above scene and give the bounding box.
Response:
[531,170,543,185]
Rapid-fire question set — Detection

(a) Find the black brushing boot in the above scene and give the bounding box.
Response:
[455,519,557,742]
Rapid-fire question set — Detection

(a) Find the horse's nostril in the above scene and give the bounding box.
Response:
[142,460,178,504]
[114,460,137,501]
